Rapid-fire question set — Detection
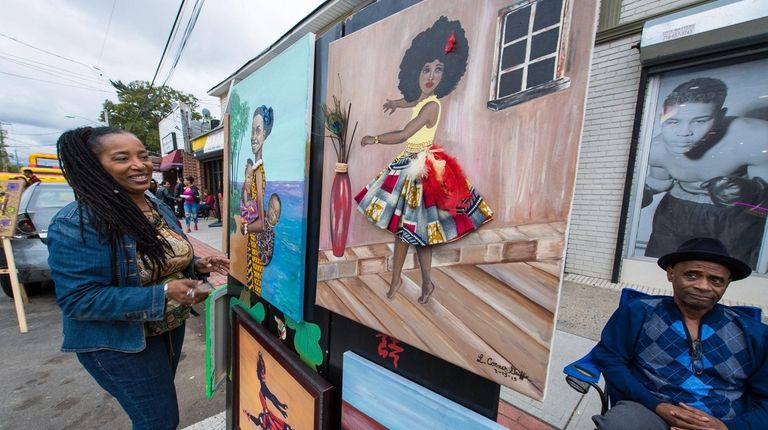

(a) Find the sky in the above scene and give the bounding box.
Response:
[0,0,326,163]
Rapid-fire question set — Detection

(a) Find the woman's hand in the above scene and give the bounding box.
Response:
[383,98,404,115]
[165,279,209,305]
[361,136,376,146]
[194,256,230,275]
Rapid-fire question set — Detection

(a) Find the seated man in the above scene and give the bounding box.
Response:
[592,237,767,430]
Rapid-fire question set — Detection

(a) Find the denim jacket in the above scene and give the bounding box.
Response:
[48,194,196,353]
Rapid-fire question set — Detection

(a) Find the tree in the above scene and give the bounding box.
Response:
[0,125,11,172]
[226,89,250,235]
[99,80,201,153]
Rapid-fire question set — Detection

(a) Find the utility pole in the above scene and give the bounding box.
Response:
[0,123,8,172]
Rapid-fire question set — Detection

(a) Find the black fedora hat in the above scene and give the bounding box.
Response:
[657,237,752,281]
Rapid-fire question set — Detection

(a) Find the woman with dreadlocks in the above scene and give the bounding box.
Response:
[47,127,229,429]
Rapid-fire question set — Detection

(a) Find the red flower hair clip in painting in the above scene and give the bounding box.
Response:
[444,31,456,54]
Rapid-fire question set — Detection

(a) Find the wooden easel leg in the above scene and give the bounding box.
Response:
[19,281,29,304]
[3,238,28,333]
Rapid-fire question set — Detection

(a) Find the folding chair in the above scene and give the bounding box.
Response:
[562,288,763,416]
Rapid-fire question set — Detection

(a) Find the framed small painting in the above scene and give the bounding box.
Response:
[232,305,332,429]
[205,284,241,398]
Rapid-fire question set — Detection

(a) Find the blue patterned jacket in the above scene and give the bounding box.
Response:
[593,296,768,429]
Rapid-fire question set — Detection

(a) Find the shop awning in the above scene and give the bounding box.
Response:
[160,150,183,171]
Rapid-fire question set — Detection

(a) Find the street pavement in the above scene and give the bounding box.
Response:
[1,216,629,429]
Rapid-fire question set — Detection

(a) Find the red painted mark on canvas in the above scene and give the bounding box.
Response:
[376,333,404,368]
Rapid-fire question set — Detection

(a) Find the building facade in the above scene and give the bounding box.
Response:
[566,0,768,307]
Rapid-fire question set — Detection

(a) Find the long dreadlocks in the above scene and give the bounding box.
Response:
[57,127,173,273]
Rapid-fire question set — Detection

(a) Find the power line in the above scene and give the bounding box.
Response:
[4,131,61,136]
[150,0,187,87]
[0,71,113,93]
[124,0,204,133]
[162,0,205,87]
[117,0,186,135]
[0,52,109,85]
[0,55,114,89]
[0,31,98,73]
[2,136,57,147]
[95,0,118,68]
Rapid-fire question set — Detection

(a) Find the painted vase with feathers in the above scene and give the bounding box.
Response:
[322,96,357,257]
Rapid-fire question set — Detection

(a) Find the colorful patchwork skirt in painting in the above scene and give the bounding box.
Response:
[354,144,493,246]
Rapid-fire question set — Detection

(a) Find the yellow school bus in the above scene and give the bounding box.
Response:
[0,153,65,183]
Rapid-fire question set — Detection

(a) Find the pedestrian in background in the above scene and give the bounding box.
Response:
[174,177,185,219]
[48,126,229,429]
[22,169,41,185]
[180,176,200,233]
[199,188,214,218]
[156,180,176,209]
[148,178,158,195]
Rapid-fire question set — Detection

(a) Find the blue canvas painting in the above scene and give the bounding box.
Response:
[341,352,506,429]
[227,33,315,322]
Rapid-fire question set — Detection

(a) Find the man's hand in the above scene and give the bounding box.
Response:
[655,402,727,430]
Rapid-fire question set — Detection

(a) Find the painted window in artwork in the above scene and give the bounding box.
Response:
[489,0,570,110]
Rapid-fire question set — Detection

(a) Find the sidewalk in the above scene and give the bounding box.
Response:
[181,219,615,429]
[179,218,228,430]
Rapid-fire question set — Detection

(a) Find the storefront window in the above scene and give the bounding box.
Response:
[628,54,768,273]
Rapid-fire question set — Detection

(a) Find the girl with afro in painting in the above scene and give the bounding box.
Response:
[355,16,493,305]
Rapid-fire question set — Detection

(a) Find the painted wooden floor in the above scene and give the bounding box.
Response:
[317,260,559,399]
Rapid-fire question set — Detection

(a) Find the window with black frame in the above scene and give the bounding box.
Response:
[489,0,569,110]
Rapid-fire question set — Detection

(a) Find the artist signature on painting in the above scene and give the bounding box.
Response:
[476,353,529,382]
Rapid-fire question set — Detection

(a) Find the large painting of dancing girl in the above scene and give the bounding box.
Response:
[315,0,597,399]
[228,33,315,322]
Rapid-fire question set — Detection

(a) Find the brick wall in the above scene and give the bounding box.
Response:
[181,152,201,183]
[565,34,642,278]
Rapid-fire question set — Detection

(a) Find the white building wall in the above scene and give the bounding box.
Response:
[158,104,191,156]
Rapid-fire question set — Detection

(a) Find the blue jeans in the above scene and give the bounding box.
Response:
[183,202,199,227]
[76,324,186,430]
